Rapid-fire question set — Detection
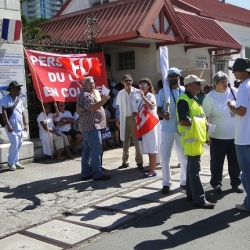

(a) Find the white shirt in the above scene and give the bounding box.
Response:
[202,87,237,139]
[55,110,73,132]
[235,78,250,145]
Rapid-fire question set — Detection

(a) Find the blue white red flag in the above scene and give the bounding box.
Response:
[1,18,22,42]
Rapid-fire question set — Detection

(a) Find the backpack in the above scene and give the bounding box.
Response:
[0,98,20,127]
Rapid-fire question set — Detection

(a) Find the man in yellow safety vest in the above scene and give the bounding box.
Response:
[177,75,215,209]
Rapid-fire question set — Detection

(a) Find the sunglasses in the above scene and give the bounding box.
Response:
[168,74,178,79]
[124,79,132,83]
[58,105,65,107]
[139,83,148,87]
[193,82,201,85]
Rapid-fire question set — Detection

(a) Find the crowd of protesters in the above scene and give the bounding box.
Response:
[2,57,249,212]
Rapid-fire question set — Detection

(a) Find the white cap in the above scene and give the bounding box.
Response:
[184,75,206,85]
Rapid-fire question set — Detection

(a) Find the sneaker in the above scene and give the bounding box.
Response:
[213,185,222,194]
[15,162,25,169]
[8,164,16,171]
[180,184,186,189]
[161,186,170,194]
[93,174,111,181]
[235,204,250,212]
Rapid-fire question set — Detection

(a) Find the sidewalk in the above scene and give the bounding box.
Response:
[0,145,228,249]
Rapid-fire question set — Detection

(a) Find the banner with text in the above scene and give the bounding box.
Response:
[25,49,107,102]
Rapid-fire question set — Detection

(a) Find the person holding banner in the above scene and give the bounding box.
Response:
[77,76,111,181]
[55,102,83,154]
[0,81,28,171]
[133,78,159,178]
[116,74,143,170]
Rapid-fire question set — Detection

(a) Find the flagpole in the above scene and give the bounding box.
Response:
[24,48,54,158]
[160,46,170,113]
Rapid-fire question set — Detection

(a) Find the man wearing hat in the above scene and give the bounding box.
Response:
[0,81,28,171]
[157,67,187,194]
[227,58,250,212]
[177,75,215,209]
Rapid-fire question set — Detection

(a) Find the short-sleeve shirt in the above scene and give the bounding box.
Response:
[0,95,24,131]
[37,112,55,137]
[76,88,106,132]
[235,78,250,145]
[55,110,73,132]
[157,87,184,133]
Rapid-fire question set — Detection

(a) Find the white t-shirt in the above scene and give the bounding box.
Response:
[235,78,250,145]
[37,112,55,136]
[202,87,237,139]
[55,110,73,132]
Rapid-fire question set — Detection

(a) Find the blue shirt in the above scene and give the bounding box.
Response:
[157,87,184,133]
[0,95,24,131]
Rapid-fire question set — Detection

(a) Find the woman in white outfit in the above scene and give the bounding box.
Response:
[37,102,73,160]
[202,71,242,194]
[133,78,159,178]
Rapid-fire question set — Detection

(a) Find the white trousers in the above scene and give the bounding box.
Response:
[161,132,187,186]
[6,130,23,164]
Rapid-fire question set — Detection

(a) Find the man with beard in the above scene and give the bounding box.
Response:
[157,68,187,194]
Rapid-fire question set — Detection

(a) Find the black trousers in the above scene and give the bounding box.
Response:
[210,137,241,188]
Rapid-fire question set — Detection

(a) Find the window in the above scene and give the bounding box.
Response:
[93,0,109,6]
[117,51,135,70]
[245,47,250,58]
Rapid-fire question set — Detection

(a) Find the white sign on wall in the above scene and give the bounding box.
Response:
[195,55,210,70]
[0,53,26,105]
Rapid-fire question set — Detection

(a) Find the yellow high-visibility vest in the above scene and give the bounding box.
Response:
[177,94,206,156]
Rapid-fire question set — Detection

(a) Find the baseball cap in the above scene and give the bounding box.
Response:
[184,75,206,86]
[6,81,23,91]
[167,67,182,76]
[228,58,250,72]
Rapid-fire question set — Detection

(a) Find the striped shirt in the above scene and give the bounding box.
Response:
[76,88,106,132]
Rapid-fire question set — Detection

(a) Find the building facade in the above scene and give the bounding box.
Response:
[22,0,66,19]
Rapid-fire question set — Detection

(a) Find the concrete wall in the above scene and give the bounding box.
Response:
[105,43,212,90]
[0,0,34,164]
[218,20,250,84]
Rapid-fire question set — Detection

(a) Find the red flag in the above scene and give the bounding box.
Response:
[58,57,101,81]
[134,104,159,138]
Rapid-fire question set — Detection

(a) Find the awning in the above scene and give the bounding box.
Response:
[37,0,241,50]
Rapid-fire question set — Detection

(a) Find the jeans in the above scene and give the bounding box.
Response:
[210,138,241,188]
[6,129,22,164]
[235,145,250,210]
[161,132,187,186]
[186,155,205,204]
[81,128,103,179]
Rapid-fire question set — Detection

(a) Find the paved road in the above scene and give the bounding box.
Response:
[75,177,250,250]
[1,145,243,250]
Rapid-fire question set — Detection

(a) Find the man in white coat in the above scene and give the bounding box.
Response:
[116,74,143,169]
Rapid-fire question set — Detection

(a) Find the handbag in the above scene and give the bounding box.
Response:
[101,127,112,141]
[0,98,20,127]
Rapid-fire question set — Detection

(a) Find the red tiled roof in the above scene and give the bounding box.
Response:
[176,9,241,49]
[171,0,250,27]
[37,0,241,50]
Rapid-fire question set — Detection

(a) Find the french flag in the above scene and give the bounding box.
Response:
[1,18,22,42]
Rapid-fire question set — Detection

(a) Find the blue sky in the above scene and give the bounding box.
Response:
[225,0,249,10]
